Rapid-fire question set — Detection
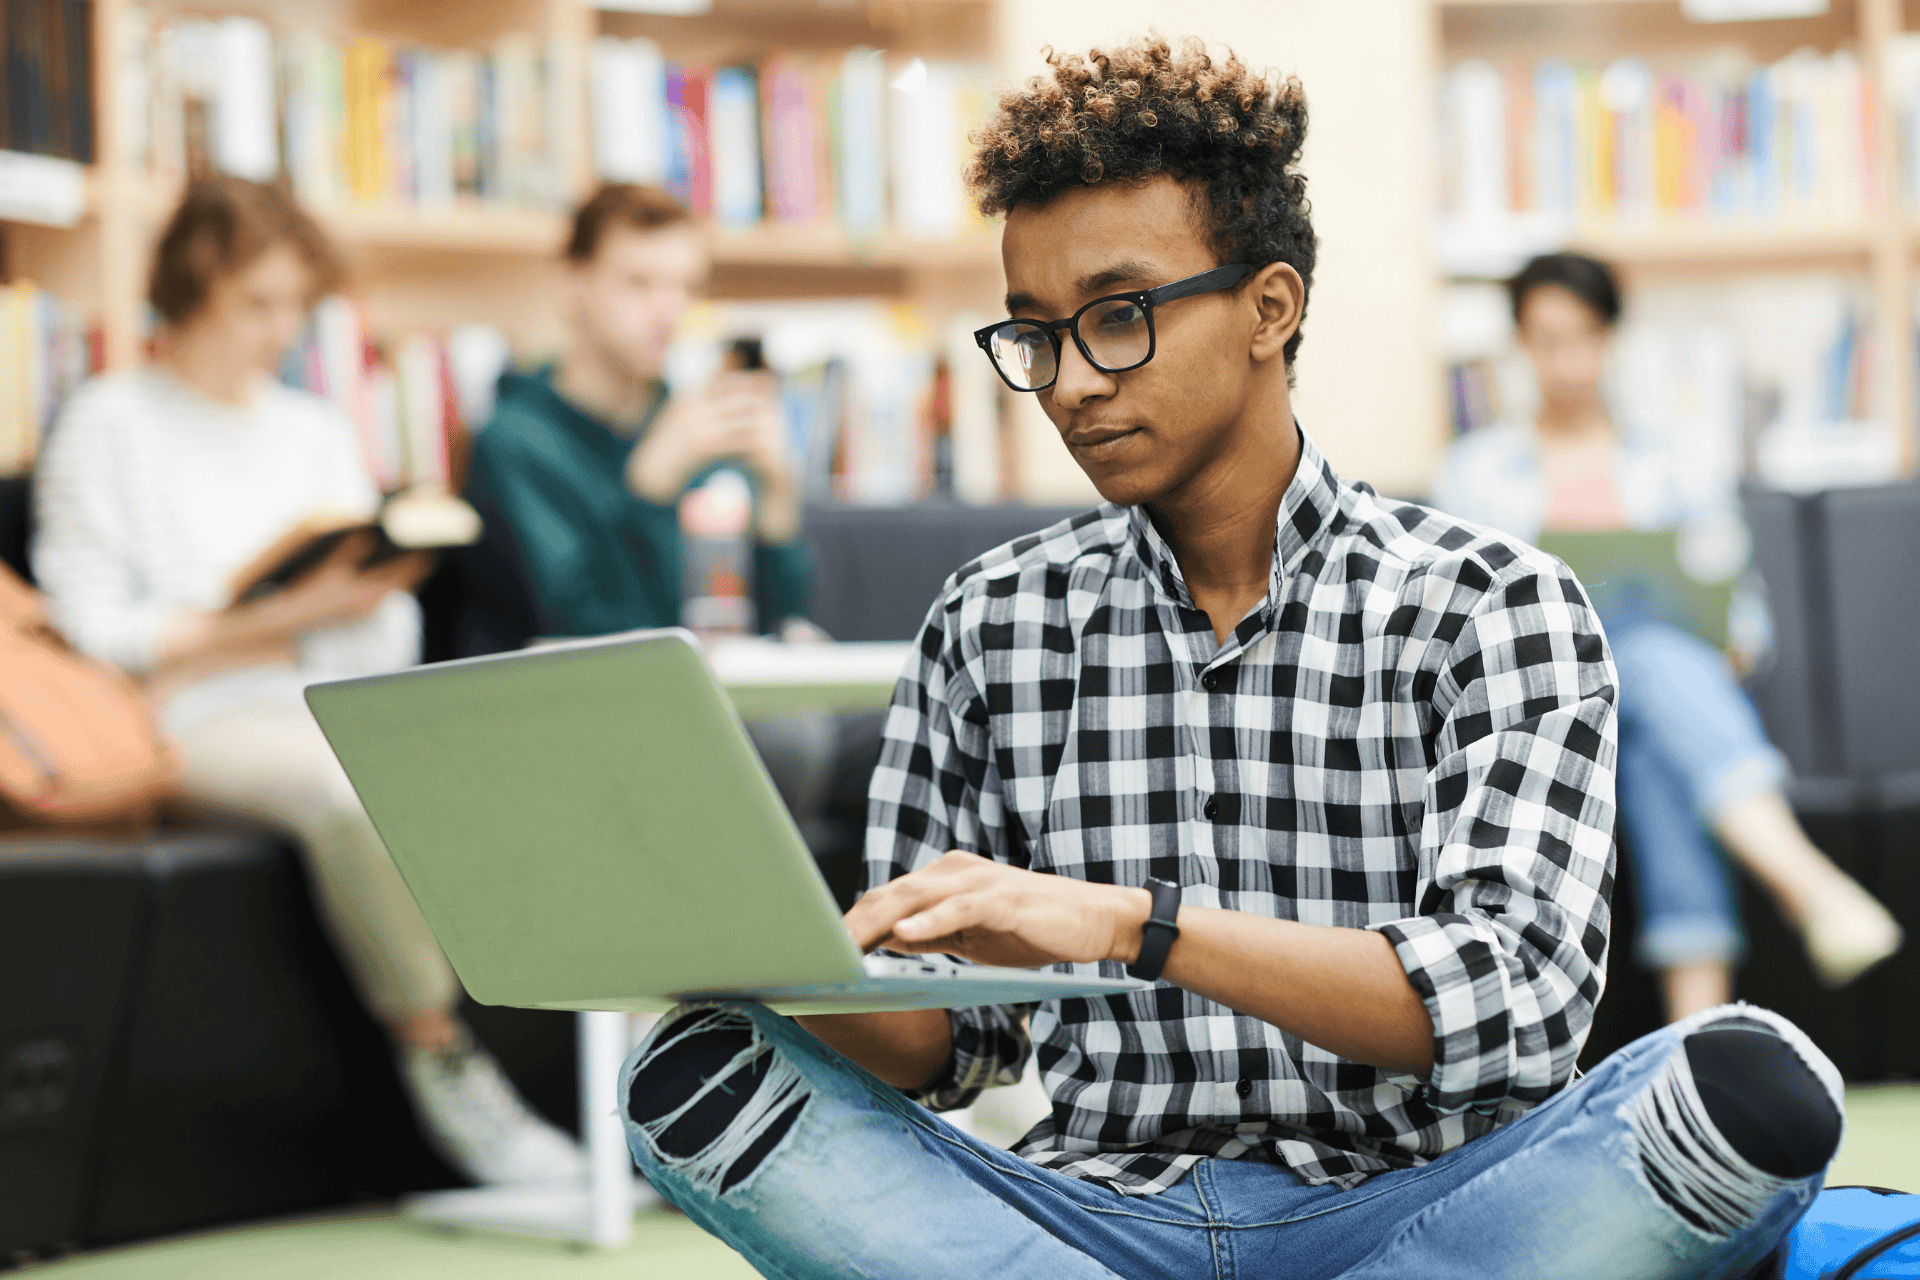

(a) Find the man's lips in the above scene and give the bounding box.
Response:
[1066,425,1144,450]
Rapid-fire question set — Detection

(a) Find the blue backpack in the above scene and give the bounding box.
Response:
[1757,1186,1920,1279]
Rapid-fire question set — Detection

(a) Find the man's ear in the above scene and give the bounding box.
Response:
[1246,262,1304,364]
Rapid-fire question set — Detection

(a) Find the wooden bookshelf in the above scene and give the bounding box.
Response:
[1433,0,1918,475]
[0,0,1003,370]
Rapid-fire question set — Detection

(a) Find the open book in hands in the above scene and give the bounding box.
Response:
[227,489,483,607]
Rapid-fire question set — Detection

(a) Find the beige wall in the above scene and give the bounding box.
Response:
[994,1,1443,502]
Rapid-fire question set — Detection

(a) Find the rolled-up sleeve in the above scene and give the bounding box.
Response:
[1373,555,1617,1116]
[863,588,1032,1110]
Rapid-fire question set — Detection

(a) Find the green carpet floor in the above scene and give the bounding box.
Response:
[26,1086,1920,1279]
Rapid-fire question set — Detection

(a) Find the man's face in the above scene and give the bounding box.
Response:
[999,176,1273,507]
[569,223,706,380]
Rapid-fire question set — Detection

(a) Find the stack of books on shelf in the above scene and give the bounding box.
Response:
[1437,49,1876,270]
[126,11,567,212]
[0,281,97,477]
[279,301,513,492]
[590,39,989,240]
[1,0,95,162]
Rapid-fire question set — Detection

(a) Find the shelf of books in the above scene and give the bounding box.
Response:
[1433,0,1919,481]
[0,0,1030,503]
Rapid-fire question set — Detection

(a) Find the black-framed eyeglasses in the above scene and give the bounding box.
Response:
[972,263,1256,393]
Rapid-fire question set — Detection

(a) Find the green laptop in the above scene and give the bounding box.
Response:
[305,629,1149,1015]
[1533,527,1735,649]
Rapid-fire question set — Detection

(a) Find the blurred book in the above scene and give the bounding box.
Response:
[0,0,95,162]
[590,36,668,185]
[0,281,98,477]
[711,64,762,228]
[228,490,482,607]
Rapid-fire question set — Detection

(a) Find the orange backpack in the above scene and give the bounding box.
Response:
[0,562,178,831]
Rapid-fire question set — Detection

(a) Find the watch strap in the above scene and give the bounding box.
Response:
[1126,878,1182,982]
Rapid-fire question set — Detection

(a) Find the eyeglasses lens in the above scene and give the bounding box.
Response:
[1080,298,1150,370]
[989,322,1057,391]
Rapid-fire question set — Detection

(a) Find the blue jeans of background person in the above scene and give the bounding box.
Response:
[622,1002,1834,1280]
[1612,618,1790,970]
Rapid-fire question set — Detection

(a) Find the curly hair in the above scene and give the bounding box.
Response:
[968,35,1316,367]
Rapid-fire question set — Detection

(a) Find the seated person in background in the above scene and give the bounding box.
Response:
[461,182,810,646]
[616,39,1844,1279]
[1432,253,1902,1020]
[33,177,583,1188]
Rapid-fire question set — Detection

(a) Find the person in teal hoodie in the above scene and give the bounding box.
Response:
[460,183,811,651]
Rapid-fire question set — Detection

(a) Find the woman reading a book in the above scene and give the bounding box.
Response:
[32,177,586,1188]
[1431,251,1901,1021]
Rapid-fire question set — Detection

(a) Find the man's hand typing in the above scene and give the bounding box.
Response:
[846,851,1152,969]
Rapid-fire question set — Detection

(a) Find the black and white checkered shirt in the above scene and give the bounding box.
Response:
[863,427,1618,1196]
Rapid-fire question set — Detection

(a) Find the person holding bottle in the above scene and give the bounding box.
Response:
[460,182,811,648]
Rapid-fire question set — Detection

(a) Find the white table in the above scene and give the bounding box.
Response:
[404,638,915,1247]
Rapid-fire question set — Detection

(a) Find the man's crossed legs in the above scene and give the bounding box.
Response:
[621,1003,1842,1280]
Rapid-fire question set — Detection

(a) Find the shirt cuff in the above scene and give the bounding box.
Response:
[908,1006,1029,1112]
[1372,911,1515,1116]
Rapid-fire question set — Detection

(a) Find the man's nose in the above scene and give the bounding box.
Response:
[1048,336,1115,409]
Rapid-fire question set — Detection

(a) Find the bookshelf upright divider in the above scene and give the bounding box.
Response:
[1861,0,1913,472]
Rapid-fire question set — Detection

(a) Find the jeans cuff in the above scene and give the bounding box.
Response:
[1699,751,1790,823]
[1636,916,1744,969]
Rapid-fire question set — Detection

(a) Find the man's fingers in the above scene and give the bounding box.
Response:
[891,892,995,944]
[845,878,956,950]
[842,861,990,951]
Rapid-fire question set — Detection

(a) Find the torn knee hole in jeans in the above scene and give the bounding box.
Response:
[1622,1014,1837,1242]
[627,1007,810,1196]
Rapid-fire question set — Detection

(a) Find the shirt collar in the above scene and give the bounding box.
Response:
[1125,422,1345,625]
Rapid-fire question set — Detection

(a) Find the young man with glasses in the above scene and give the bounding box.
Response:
[620,36,1844,1278]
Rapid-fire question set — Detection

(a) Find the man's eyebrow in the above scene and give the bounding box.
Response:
[1003,260,1164,316]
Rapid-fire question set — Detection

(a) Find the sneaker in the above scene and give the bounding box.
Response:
[1800,878,1905,988]
[401,1029,588,1186]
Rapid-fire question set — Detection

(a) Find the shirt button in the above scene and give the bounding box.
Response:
[1236,1077,1253,1099]
[1202,671,1218,692]
[1202,796,1218,820]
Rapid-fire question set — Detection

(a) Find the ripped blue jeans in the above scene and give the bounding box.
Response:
[621,1003,1839,1279]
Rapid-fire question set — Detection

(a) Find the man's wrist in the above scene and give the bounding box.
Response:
[754,484,802,544]
[1109,885,1155,965]
[626,437,685,504]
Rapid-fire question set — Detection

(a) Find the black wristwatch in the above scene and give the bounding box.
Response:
[1126,878,1182,982]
